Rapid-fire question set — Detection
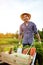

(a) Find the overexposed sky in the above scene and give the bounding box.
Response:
[0,0,43,33]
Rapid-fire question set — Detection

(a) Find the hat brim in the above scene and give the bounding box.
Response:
[20,13,31,20]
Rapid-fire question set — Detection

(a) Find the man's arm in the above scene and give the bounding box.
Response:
[18,34,22,42]
[35,33,41,43]
[33,23,41,43]
[18,24,23,42]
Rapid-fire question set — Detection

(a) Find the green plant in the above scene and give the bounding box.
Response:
[34,42,43,65]
[14,46,18,52]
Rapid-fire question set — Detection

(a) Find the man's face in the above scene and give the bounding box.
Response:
[22,15,30,22]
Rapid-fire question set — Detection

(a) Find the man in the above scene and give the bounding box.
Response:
[19,13,41,46]
[18,13,41,65]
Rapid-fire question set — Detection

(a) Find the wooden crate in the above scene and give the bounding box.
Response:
[1,52,33,65]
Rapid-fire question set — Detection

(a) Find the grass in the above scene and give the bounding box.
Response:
[0,37,43,52]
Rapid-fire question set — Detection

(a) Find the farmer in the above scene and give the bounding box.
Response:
[18,13,41,65]
[19,13,41,46]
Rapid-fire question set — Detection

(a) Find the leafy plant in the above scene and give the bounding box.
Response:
[34,42,43,65]
[14,45,18,52]
[34,43,43,55]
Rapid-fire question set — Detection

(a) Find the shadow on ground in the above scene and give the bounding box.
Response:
[0,63,10,65]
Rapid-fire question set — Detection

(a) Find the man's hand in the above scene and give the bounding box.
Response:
[38,40,41,44]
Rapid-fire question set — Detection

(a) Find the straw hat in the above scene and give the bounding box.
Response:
[20,13,31,20]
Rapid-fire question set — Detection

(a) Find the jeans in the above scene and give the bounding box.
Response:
[23,43,31,47]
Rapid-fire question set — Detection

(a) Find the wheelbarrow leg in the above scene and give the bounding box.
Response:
[31,53,36,65]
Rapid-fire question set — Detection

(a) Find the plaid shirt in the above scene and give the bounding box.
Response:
[20,21,38,45]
